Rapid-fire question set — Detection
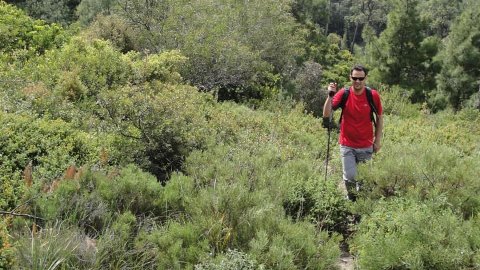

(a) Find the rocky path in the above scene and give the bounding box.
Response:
[337,251,354,270]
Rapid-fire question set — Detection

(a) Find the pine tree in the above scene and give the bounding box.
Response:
[365,0,437,102]
[435,1,480,110]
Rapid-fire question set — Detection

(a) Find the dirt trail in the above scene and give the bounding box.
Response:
[337,252,354,270]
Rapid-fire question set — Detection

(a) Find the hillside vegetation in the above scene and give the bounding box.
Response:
[1,1,479,269]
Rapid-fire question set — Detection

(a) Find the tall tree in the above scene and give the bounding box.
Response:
[435,0,480,110]
[347,0,391,50]
[20,0,81,25]
[291,0,329,27]
[418,0,462,38]
[109,0,305,101]
[365,0,434,102]
[75,0,116,25]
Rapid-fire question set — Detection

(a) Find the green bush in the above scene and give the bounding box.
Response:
[195,249,257,270]
[7,37,214,179]
[98,81,212,180]
[379,84,422,118]
[13,222,94,270]
[98,165,164,216]
[248,223,340,269]
[95,211,146,269]
[0,219,14,270]
[135,221,210,270]
[351,197,479,270]
[0,112,99,210]
[33,165,176,232]
[385,109,480,155]
[283,177,350,233]
[31,171,115,237]
[355,108,480,218]
[183,144,342,268]
[0,2,68,61]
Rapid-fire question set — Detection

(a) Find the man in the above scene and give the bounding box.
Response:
[322,65,383,201]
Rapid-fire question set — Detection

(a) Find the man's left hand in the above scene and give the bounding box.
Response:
[373,141,381,153]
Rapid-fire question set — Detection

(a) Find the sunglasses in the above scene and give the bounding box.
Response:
[351,77,365,81]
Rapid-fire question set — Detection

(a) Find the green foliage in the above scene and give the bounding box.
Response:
[356,109,480,217]
[248,223,340,269]
[301,32,353,88]
[107,0,305,101]
[195,249,258,270]
[95,211,143,269]
[34,165,176,230]
[135,221,210,270]
[419,0,461,38]
[97,80,211,179]
[27,165,199,269]
[34,172,111,235]
[179,104,343,268]
[292,60,325,116]
[0,219,14,270]
[75,0,116,25]
[97,165,163,216]
[13,222,94,270]
[435,1,480,110]
[21,0,81,26]
[7,37,212,179]
[82,14,137,53]
[3,2,480,269]
[0,112,99,210]
[352,197,479,269]
[283,177,349,232]
[378,84,421,118]
[0,1,67,62]
[364,0,441,102]
[291,0,329,27]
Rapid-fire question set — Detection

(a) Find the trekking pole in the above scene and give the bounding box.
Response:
[324,113,332,182]
[324,87,335,182]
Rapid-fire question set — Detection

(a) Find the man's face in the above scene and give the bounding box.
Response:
[350,70,366,91]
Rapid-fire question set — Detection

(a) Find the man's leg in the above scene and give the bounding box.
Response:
[352,146,374,195]
[340,146,358,201]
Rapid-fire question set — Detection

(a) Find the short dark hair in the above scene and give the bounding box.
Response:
[350,65,368,76]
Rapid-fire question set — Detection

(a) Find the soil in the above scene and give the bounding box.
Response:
[337,251,354,270]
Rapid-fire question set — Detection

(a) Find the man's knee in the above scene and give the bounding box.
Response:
[343,169,356,182]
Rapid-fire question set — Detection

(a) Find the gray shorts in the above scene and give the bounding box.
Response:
[340,145,373,183]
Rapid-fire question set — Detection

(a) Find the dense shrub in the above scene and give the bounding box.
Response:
[135,221,210,270]
[97,165,164,216]
[179,104,343,268]
[0,219,14,269]
[351,197,480,269]
[95,211,146,270]
[5,37,214,180]
[111,0,305,100]
[33,165,179,231]
[97,81,212,180]
[20,165,200,269]
[13,222,94,270]
[355,108,480,218]
[0,2,68,62]
[195,249,258,270]
[385,108,480,155]
[34,170,113,235]
[0,112,99,210]
[378,84,422,118]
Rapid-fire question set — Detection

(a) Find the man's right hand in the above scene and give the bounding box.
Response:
[327,82,337,97]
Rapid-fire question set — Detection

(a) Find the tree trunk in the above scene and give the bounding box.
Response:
[351,22,359,52]
[325,0,332,35]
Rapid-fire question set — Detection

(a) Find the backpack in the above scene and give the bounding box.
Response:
[334,86,379,127]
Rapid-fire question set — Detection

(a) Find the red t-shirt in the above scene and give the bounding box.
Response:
[332,87,383,148]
